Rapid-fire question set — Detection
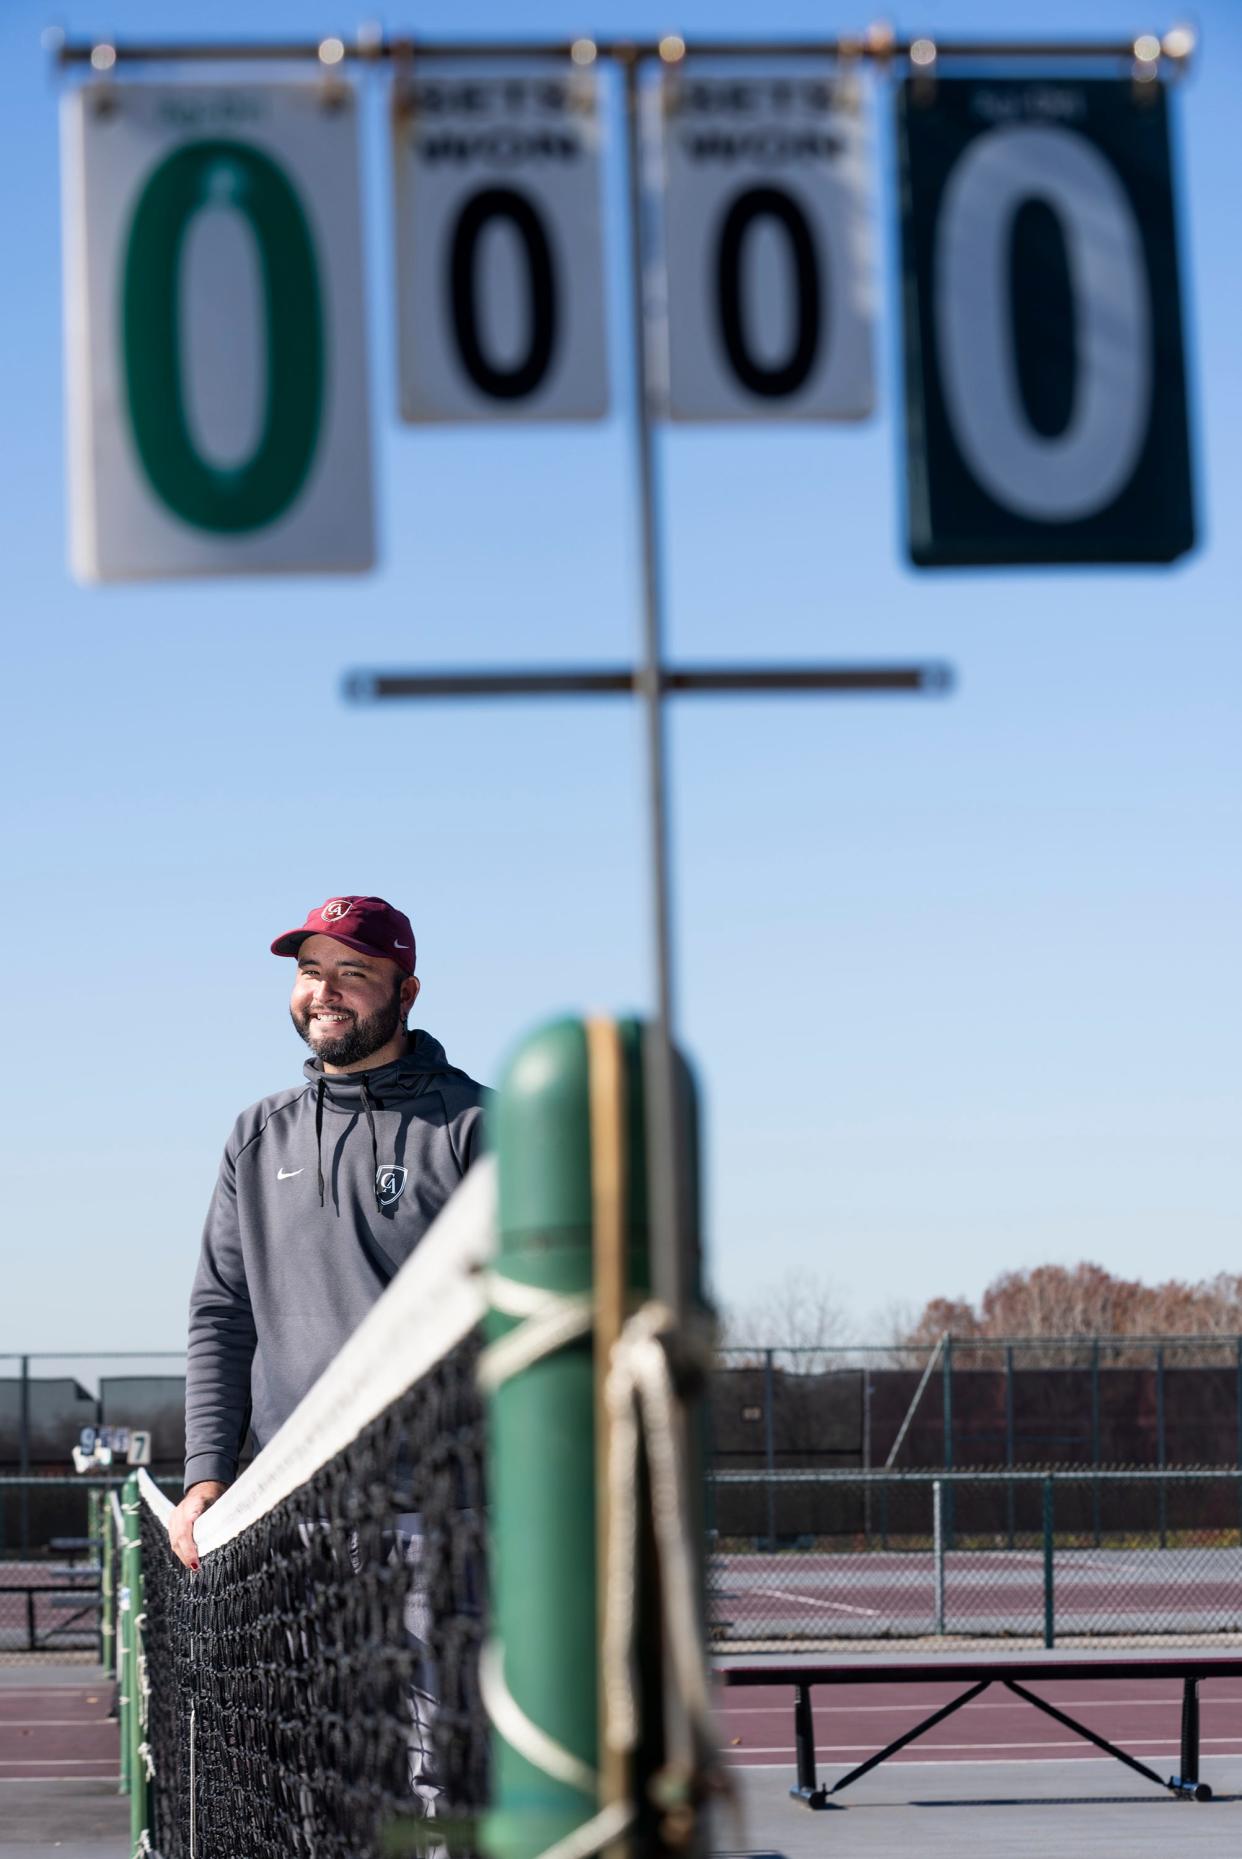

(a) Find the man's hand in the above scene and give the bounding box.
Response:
[168,1481,228,1570]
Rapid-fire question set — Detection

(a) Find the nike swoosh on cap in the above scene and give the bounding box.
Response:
[277,1167,304,1180]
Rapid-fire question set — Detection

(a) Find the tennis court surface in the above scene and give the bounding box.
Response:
[713,1649,1242,1853]
[7,1658,1242,1858]
[712,1545,1242,1641]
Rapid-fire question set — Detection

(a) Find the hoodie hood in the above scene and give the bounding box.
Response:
[302,1028,467,1109]
[302,1029,480,1210]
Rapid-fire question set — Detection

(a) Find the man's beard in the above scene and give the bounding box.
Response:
[292,982,406,1068]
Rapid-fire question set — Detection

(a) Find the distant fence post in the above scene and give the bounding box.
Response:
[1236,1337,1242,1543]
[1042,1475,1056,1649]
[763,1349,776,1550]
[942,1338,955,1550]
[1091,1338,1102,1548]
[862,1373,873,1548]
[932,1479,946,1635]
[1004,1344,1016,1549]
[18,1356,30,1557]
[1156,1344,1168,1549]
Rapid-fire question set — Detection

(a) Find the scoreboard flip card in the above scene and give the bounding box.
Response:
[898,78,1195,567]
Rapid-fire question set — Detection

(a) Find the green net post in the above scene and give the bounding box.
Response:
[1042,1475,1056,1650]
[482,1016,701,1859]
[120,1473,148,1839]
[100,1493,116,1681]
[88,1491,105,1668]
[117,1487,132,1796]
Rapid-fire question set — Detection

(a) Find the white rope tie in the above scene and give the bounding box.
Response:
[481,1271,722,1859]
[134,1604,156,1781]
[479,1642,638,1859]
[478,1273,594,1394]
[530,1800,636,1859]
[479,1639,600,1796]
[603,1305,716,1768]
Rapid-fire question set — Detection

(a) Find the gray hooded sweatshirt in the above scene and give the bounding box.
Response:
[184,1030,487,1490]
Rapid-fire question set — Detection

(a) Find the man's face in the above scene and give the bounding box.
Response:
[289,934,416,1068]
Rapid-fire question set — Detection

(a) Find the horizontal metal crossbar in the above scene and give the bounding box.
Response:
[0,1583,102,1595]
[710,1465,1242,1484]
[719,1653,1242,1684]
[344,664,953,701]
[47,30,1196,68]
[0,1475,181,1488]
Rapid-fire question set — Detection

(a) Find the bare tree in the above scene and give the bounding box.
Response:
[718,1269,854,1357]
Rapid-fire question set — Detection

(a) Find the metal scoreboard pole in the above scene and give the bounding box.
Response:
[622,46,684,1322]
[49,20,1195,1330]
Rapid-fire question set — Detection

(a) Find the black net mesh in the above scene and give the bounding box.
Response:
[136,1333,487,1859]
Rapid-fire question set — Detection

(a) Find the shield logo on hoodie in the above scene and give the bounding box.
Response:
[376,1165,408,1208]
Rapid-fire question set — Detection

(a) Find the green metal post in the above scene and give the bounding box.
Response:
[100,1492,116,1681]
[942,1338,955,1551]
[1156,1344,1168,1548]
[121,1474,147,1841]
[1042,1476,1055,1649]
[762,1351,776,1550]
[18,1356,30,1557]
[1004,1345,1015,1549]
[484,1016,698,1859]
[1236,1337,1242,1544]
[88,1492,103,1667]
[117,1484,133,1796]
[1091,1339,1102,1547]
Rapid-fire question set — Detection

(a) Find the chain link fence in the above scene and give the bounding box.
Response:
[709,1467,1242,1649]
[713,1335,1242,1479]
[0,1475,179,1664]
[10,1341,1242,1661]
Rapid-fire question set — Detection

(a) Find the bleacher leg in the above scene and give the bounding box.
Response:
[791,1683,829,1808]
[1171,1677,1212,1801]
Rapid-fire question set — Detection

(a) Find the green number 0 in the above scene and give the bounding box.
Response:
[122,139,323,534]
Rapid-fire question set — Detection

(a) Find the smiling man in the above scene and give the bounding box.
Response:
[168,894,487,1569]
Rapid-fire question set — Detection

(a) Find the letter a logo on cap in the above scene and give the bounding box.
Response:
[321,899,353,922]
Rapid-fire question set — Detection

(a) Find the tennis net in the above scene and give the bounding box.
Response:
[130,1157,497,1859]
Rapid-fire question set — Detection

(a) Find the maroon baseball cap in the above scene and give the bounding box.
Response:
[271,896,416,975]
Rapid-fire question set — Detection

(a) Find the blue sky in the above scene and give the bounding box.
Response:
[2,0,1239,1359]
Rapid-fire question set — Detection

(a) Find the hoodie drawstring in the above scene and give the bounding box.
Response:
[358,1076,382,1211]
[314,1076,326,1208]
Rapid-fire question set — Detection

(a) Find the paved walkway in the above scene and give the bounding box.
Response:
[726,1755,1240,1855]
[0,1780,127,1859]
[0,1664,127,1855]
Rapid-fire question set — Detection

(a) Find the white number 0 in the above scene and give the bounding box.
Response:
[934,123,1152,523]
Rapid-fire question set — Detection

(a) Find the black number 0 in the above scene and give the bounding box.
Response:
[716,187,822,397]
[449,187,557,400]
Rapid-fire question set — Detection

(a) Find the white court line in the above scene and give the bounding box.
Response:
[0,1719,115,1728]
[0,1775,119,1782]
[750,1588,881,1618]
[0,1759,118,1768]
